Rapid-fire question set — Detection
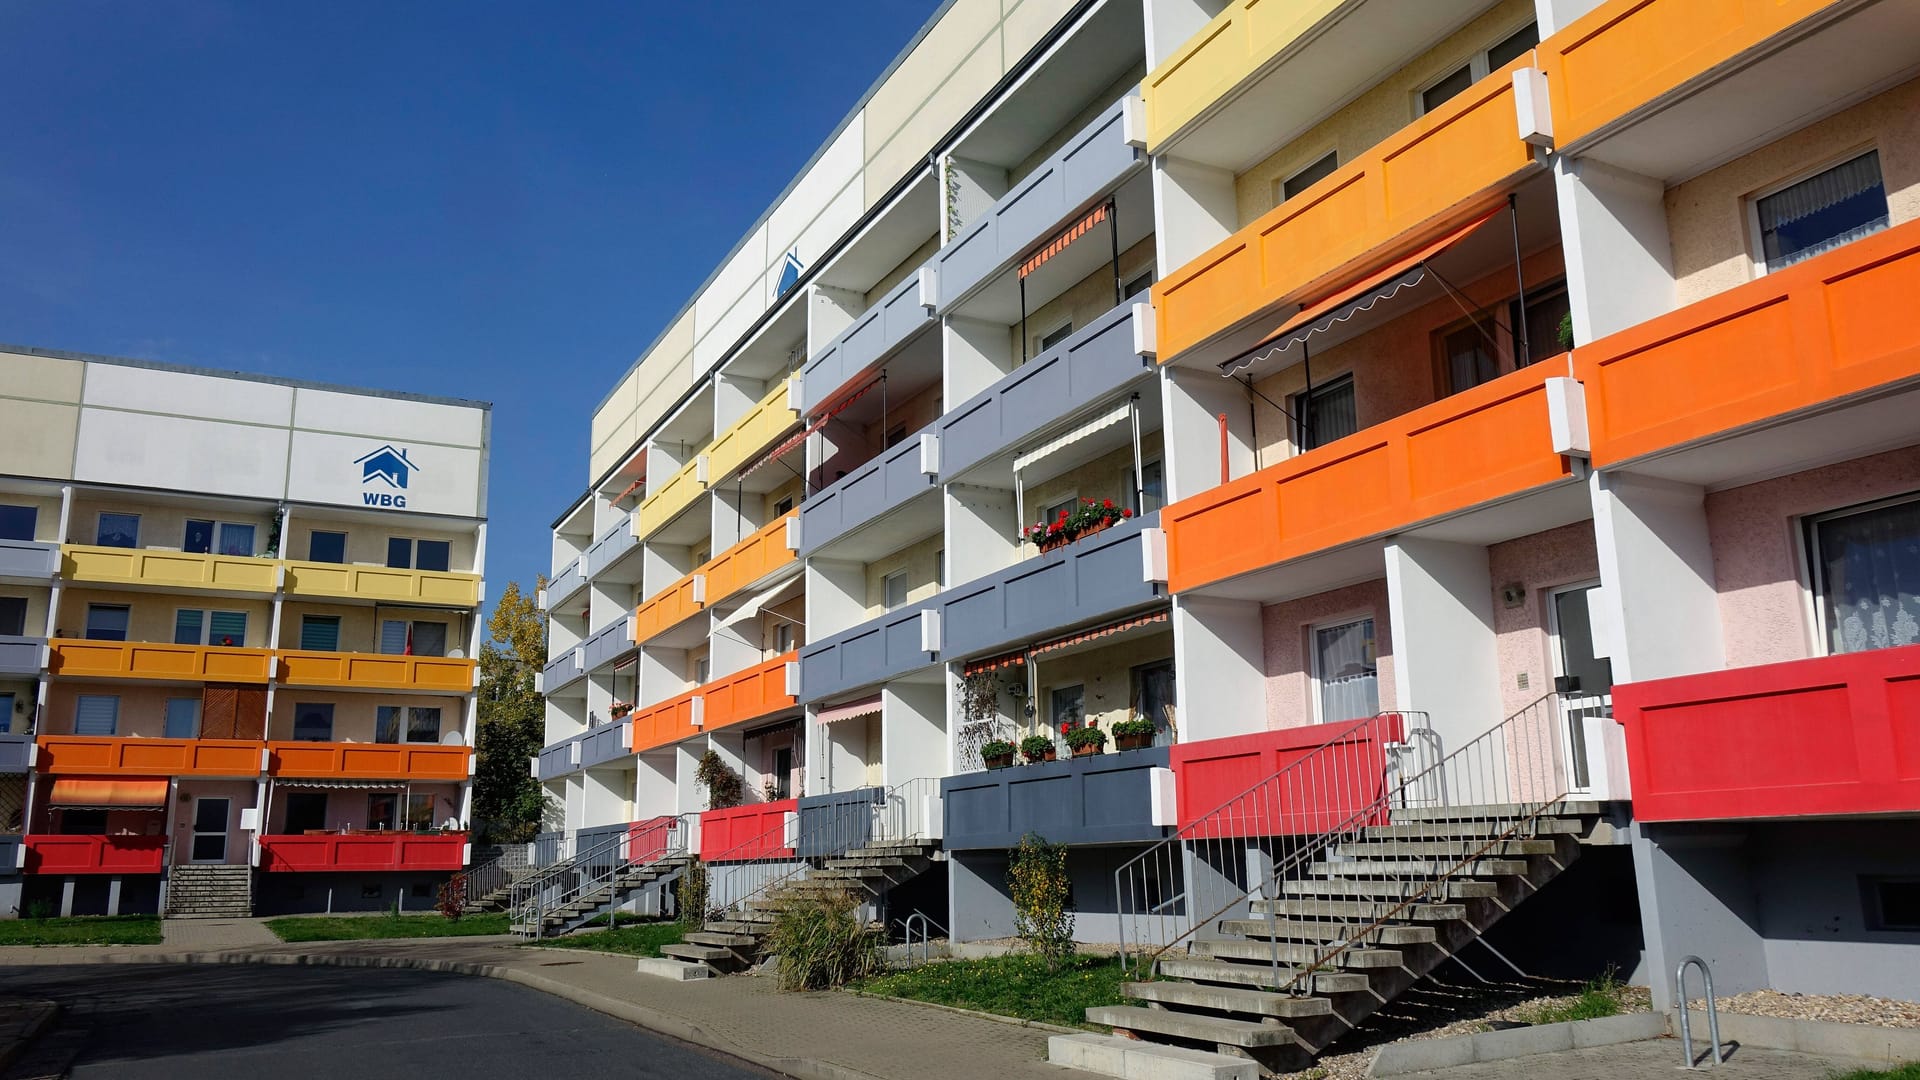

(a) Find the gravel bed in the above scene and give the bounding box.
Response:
[1713,989,1920,1029]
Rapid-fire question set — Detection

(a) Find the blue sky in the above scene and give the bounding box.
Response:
[0,1,937,608]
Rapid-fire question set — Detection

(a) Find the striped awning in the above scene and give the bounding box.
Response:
[963,651,1027,677]
[1030,610,1170,660]
[1020,201,1110,279]
[273,779,406,791]
[746,375,884,478]
[817,694,882,725]
[1014,400,1132,476]
[49,778,168,808]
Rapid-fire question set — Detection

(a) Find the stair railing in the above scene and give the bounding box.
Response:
[1114,711,1426,973]
[868,776,943,847]
[698,793,876,932]
[455,844,535,908]
[509,815,694,937]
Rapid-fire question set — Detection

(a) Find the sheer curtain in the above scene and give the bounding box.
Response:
[1315,618,1379,724]
[1759,151,1889,270]
[1818,500,1920,654]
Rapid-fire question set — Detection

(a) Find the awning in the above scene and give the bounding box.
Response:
[1014,400,1133,476]
[745,375,881,478]
[49,778,168,809]
[1222,204,1506,376]
[744,718,801,742]
[272,779,407,791]
[817,694,882,725]
[721,566,805,626]
[962,651,1027,677]
[1020,201,1110,279]
[1030,610,1170,660]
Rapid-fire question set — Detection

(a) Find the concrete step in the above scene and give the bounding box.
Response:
[1360,819,1582,840]
[1310,858,1532,877]
[1218,919,1437,946]
[635,956,711,981]
[708,920,766,935]
[684,931,758,948]
[1332,838,1561,857]
[1384,803,1597,823]
[1194,939,1404,969]
[1250,898,1466,921]
[1155,957,1370,994]
[1085,1006,1299,1050]
[1278,878,1497,900]
[660,943,736,963]
[822,859,910,873]
[1122,981,1334,1019]
[1049,1033,1260,1080]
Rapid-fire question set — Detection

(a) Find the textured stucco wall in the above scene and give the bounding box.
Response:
[1261,578,1394,730]
[1487,522,1600,719]
[1029,629,1174,736]
[1666,76,1920,306]
[1013,235,1157,359]
[1705,444,1920,668]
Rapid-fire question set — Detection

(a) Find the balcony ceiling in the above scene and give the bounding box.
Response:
[723,297,808,383]
[819,326,942,432]
[947,169,1155,327]
[1573,0,1920,183]
[973,384,1166,491]
[1626,379,1920,494]
[814,172,939,295]
[816,487,943,563]
[651,382,715,451]
[953,0,1146,170]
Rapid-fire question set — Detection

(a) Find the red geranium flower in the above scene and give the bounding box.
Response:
[1102,498,1113,508]
[1121,508,1133,518]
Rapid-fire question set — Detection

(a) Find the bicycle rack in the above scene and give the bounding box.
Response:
[900,911,947,967]
[1675,955,1723,1068]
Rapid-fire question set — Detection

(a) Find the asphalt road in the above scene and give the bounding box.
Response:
[0,964,782,1079]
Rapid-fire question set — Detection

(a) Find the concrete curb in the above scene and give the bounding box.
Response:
[1368,1012,1668,1076]
[841,989,1081,1034]
[1683,1009,1920,1065]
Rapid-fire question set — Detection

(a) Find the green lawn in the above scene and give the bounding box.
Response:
[265,911,511,942]
[536,920,685,958]
[853,954,1129,1029]
[1829,1066,1920,1080]
[0,915,162,946]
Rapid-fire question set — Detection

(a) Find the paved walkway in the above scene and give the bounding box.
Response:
[159,918,279,949]
[1391,1037,1894,1079]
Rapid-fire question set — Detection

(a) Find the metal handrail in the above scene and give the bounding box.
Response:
[456,844,534,907]
[510,815,693,937]
[1676,955,1724,1068]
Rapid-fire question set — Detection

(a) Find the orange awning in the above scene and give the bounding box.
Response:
[963,651,1027,677]
[817,694,882,725]
[1030,610,1170,660]
[1020,202,1110,279]
[49,777,169,808]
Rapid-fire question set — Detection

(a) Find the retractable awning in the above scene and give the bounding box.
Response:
[49,778,168,808]
[1014,400,1133,476]
[720,567,805,626]
[1221,204,1507,376]
[817,694,882,725]
[272,779,407,791]
[1030,610,1170,660]
[962,651,1027,677]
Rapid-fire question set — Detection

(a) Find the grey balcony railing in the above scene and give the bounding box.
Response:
[932,94,1142,312]
[582,516,639,581]
[580,614,635,672]
[0,635,45,679]
[799,270,936,419]
[797,428,940,556]
[0,835,18,873]
[535,720,634,782]
[798,596,943,705]
[939,510,1161,661]
[938,301,1154,480]
[541,645,585,693]
[546,556,586,609]
[0,538,58,582]
[943,745,1172,850]
[0,734,32,773]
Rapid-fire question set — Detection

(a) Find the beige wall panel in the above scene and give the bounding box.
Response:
[0,351,84,401]
[0,399,78,481]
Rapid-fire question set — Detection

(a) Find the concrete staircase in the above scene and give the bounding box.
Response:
[516,855,689,937]
[1087,803,1597,1074]
[165,864,254,919]
[662,839,941,975]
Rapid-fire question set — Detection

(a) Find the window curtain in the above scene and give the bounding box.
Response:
[1760,151,1889,270]
[300,617,340,652]
[408,707,442,742]
[208,611,247,647]
[164,698,200,739]
[1819,500,1920,654]
[1315,619,1379,724]
[1300,379,1358,449]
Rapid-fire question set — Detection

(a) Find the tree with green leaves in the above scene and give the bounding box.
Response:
[472,579,548,842]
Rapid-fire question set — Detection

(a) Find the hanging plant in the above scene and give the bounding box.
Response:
[695,750,744,810]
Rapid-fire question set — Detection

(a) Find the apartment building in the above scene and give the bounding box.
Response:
[535,0,1920,1066]
[0,345,487,918]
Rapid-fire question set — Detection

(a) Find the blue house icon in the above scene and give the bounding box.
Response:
[356,445,419,490]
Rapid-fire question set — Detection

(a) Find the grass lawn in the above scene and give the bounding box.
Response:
[1830,1067,1920,1080]
[853,954,1128,1029]
[536,919,686,958]
[265,911,511,942]
[0,915,162,946]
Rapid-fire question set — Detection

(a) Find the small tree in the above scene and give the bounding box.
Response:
[695,750,744,810]
[1008,833,1075,972]
[473,579,548,842]
[676,859,709,925]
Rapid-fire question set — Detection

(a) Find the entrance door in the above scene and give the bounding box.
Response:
[190,797,230,863]
[1549,585,1614,793]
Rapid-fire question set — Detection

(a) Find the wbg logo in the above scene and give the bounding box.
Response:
[354,445,419,508]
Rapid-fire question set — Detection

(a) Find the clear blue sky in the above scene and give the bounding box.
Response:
[0,1,938,609]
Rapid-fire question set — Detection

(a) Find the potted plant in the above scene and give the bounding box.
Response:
[1064,724,1107,758]
[1111,717,1156,751]
[982,740,1018,770]
[1020,734,1057,764]
[1022,499,1134,553]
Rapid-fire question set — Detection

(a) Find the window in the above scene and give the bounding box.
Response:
[1755,150,1889,272]
[774,496,795,516]
[175,609,248,647]
[1133,660,1177,738]
[0,693,13,734]
[379,620,447,657]
[1043,495,1078,529]
[884,426,909,450]
[367,793,398,831]
[218,523,255,557]
[883,570,909,611]
[293,702,335,742]
[0,596,25,637]
[1864,877,1920,932]
[62,808,108,835]
[774,623,793,653]
[386,537,412,568]
[407,707,442,743]
[1419,22,1538,115]
[1293,375,1358,451]
[694,656,711,684]
[184,520,214,554]
[0,504,34,542]
[1050,684,1085,728]
[75,694,119,736]
[164,697,201,739]
[1039,323,1075,352]
[1123,268,1156,300]
[1278,152,1338,203]
[1810,495,1920,654]
[299,615,342,652]
[416,540,451,573]
[96,513,140,549]
[1313,618,1379,724]
[1441,322,1500,394]
[935,550,945,588]
[405,793,436,830]
[85,604,130,642]
[376,705,403,744]
[284,792,328,834]
[1130,460,1166,515]
[308,530,347,564]
[1510,281,1572,365]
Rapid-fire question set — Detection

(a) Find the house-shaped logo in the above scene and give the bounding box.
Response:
[355,445,419,508]
[775,249,804,298]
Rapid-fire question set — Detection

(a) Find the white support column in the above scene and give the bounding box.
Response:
[943,314,1015,407]
[1169,594,1266,744]
[882,682,945,787]
[1589,471,1726,685]
[1385,536,1503,755]
[1554,155,1676,344]
[1162,365,1256,504]
[1152,155,1237,275]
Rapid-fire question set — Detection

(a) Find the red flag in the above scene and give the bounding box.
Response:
[403,623,414,656]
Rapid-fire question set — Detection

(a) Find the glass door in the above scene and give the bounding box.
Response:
[190,797,230,863]
[1550,585,1614,793]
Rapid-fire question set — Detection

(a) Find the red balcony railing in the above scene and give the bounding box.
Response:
[700,799,796,862]
[1169,714,1406,832]
[23,835,166,874]
[258,832,467,872]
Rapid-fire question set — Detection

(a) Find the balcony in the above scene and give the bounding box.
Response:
[0,634,44,678]
[799,270,936,418]
[47,639,273,683]
[941,511,1163,662]
[932,95,1144,313]
[37,736,262,776]
[631,691,701,754]
[937,302,1155,480]
[942,746,1171,850]
[542,646,584,694]
[545,556,587,610]
[581,514,640,584]
[23,835,166,875]
[1575,217,1920,478]
[267,741,471,782]
[1165,363,1576,594]
[0,733,33,773]
[799,597,942,706]
[636,453,704,542]
[1615,645,1920,822]
[259,832,467,872]
[62,543,277,595]
[282,560,481,608]
[1170,718,1402,832]
[580,614,636,672]
[1154,55,1539,363]
[797,429,940,557]
[704,653,799,732]
[0,537,58,582]
[634,512,798,647]
[700,799,796,861]
[536,721,633,782]
[276,650,476,694]
[707,380,800,487]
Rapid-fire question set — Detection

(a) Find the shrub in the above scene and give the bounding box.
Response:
[1007,833,1075,972]
[676,859,710,925]
[1064,725,1107,751]
[981,739,1017,760]
[695,750,744,810]
[767,889,880,991]
[1020,734,1055,762]
[436,873,466,921]
[1557,310,1576,353]
[1109,717,1154,739]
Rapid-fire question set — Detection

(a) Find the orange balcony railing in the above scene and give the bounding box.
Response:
[36,736,262,776]
[259,832,466,872]
[48,639,272,683]
[632,510,798,646]
[1575,216,1920,469]
[630,690,701,754]
[1165,363,1572,593]
[266,741,472,781]
[704,652,799,732]
[276,650,477,693]
[24,835,166,875]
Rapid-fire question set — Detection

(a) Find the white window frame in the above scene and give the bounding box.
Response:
[95,511,141,549]
[1048,682,1087,728]
[1274,150,1339,205]
[1745,144,1885,278]
[307,529,349,563]
[882,569,910,612]
[1122,264,1157,301]
[1413,18,1539,117]
[1308,614,1378,726]
[1802,490,1920,658]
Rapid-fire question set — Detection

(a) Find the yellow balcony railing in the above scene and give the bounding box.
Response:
[282,560,480,607]
[1141,0,1347,152]
[61,544,278,594]
[636,455,703,541]
[706,381,799,488]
